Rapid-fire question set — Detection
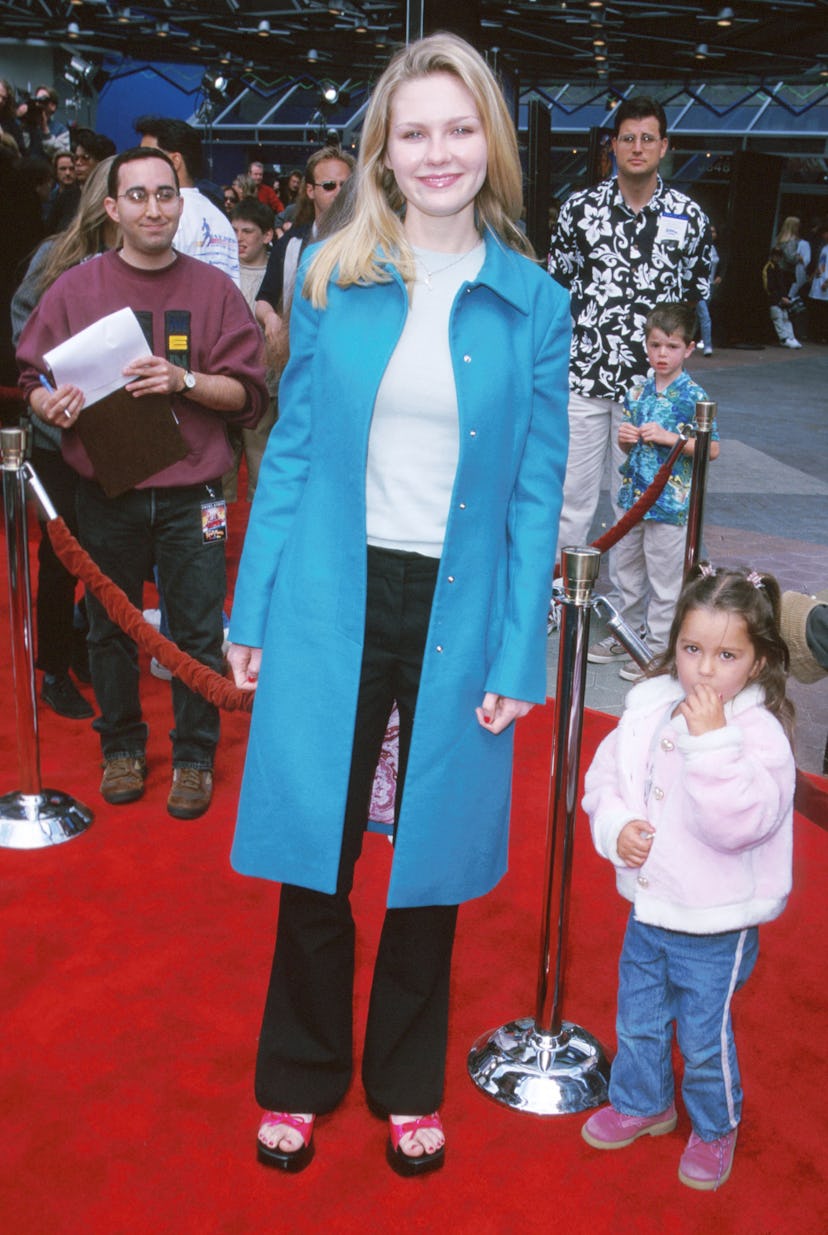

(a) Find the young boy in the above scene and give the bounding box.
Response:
[589,302,720,679]
[224,198,279,501]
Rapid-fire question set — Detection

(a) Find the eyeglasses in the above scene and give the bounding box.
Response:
[616,133,661,146]
[311,179,347,191]
[117,186,180,205]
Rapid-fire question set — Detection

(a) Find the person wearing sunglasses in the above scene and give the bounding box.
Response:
[255,145,355,361]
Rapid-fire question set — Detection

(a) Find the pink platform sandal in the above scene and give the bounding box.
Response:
[386,1113,445,1177]
[257,1112,315,1172]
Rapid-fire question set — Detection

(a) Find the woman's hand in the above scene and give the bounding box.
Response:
[617,820,655,867]
[227,643,262,691]
[475,693,533,735]
[123,355,185,397]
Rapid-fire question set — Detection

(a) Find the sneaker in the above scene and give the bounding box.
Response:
[100,755,147,805]
[678,1129,737,1191]
[582,1103,677,1150]
[619,664,645,683]
[167,767,213,820]
[587,636,632,665]
[150,657,173,681]
[702,347,713,356]
[41,673,94,720]
[784,339,802,349]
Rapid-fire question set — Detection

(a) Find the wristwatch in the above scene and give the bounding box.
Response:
[180,369,196,393]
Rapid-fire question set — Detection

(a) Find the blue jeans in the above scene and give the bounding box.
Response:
[696,299,713,351]
[609,911,759,1141]
[76,478,226,767]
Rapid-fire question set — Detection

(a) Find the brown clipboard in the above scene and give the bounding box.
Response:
[74,387,187,498]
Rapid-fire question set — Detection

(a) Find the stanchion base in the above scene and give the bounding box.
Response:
[0,790,93,849]
[468,1016,610,1116]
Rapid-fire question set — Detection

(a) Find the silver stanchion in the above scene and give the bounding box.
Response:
[468,547,610,1115]
[0,425,93,848]
[684,400,716,576]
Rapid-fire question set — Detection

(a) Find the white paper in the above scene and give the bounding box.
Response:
[44,307,152,407]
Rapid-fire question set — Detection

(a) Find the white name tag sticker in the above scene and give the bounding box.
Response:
[656,213,689,245]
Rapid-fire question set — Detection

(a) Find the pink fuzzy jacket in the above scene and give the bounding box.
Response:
[582,676,795,934]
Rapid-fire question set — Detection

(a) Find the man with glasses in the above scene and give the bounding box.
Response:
[548,97,711,625]
[17,148,268,819]
[255,145,355,355]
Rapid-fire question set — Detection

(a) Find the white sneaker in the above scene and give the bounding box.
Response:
[588,636,632,664]
[784,339,803,349]
[703,347,713,356]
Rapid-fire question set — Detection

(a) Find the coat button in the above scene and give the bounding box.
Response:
[469,429,477,437]
[463,354,471,363]
[653,786,664,800]
[637,874,649,888]
[660,737,674,751]
[447,575,455,583]
[436,644,444,653]
[459,502,466,509]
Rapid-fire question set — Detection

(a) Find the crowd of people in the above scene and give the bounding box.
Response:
[1,43,825,1194]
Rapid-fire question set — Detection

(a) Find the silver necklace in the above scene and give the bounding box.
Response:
[415,245,479,290]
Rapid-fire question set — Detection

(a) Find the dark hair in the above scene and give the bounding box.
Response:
[645,302,697,344]
[649,562,795,741]
[106,146,179,199]
[613,95,667,140]
[134,115,203,179]
[35,85,59,106]
[72,128,117,162]
[231,197,274,232]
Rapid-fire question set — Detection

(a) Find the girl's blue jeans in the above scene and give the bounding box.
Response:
[609,911,759,1142]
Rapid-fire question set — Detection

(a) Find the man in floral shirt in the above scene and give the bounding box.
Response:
[548,97,711,558]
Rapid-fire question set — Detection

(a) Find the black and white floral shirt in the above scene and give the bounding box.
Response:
[548,176,711,401]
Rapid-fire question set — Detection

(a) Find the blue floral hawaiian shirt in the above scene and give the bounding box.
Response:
[618,369,718,526]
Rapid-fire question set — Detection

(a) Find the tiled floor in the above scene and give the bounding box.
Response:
[546,343,828,776]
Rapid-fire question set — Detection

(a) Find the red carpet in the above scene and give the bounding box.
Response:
[1,497,826,1234]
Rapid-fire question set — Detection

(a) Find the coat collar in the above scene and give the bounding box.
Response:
[384,228,534,316]
[627,673,767,723]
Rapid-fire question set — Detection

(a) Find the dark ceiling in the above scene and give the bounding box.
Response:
[1,1,827,92]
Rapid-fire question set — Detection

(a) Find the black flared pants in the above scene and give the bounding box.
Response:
[255,547,458,1116]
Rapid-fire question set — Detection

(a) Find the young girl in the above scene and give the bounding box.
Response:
[581,563,795,1191]
[227,33,570,1174]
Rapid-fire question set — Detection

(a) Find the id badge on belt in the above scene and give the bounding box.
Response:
[201,485,227,544]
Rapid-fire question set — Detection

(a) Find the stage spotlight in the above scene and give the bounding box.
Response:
[321,83,339,105]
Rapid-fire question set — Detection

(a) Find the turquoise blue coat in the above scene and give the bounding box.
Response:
[229,233,570,908]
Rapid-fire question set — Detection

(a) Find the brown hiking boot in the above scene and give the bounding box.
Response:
[167,767,213,820]
[100,756,147,805]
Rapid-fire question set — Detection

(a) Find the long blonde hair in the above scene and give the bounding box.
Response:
[774,216,800,246]
[35,156,117,295]
[303,32,531,307]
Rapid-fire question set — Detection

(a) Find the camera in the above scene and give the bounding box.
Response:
[19,94,48,125]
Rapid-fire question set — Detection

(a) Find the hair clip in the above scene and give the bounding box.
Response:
[746,570,764,590]
[698,562,716,578]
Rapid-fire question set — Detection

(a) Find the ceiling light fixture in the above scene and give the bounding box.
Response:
[307,48,319,63]
[716,6,734,26]
[67,22,80,39]
[257,20,270,37]
[694,43,709,60]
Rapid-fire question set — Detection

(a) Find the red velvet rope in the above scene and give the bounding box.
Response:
[45,517,254,714]
[43,490,827,827]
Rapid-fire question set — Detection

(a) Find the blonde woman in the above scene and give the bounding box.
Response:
[227,34,570,1175]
